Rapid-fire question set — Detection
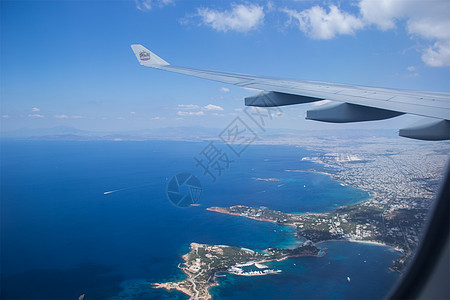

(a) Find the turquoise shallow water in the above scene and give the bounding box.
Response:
[1,140,399,299]
[210,241,401,300]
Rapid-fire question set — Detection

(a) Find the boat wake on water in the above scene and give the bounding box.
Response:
[103,184,151,195]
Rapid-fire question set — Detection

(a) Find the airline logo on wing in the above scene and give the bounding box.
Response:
[139,51,151,61]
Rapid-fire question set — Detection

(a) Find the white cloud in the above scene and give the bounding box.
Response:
[31,107,40,112]
[54,114,69,119]
[54,114,84,119]
[405,66,419,77]
[2,114,9,118]
[282,5,364,40]
[130,111,136,114]
[203,104,224,111]
[421,40,450,67]
[361,0,450,67]
[197,4,264,32]
[177,111,204,116]
[359,0,450,40]
[358,0,402,31]
[28,114,44,118]
[220,87,230,93]
[281,0,450,67]
[178,104,200,110]
[152,116,164,120]
[134,0,173,12]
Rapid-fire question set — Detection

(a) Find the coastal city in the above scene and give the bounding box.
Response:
[154,132,450,299]
[296,133,448,267]
[155,134,449,299]
[217,133,449,272]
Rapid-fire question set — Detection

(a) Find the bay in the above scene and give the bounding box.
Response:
[0,140,399,299]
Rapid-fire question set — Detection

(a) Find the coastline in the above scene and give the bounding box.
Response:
[316,238,402,252]
[347,240,404,253]
[285,169,375,206]
[153,242,325,300]
[207,204,407,272]
[207,207,280,225]
[155,142,437,299]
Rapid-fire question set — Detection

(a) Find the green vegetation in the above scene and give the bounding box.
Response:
[154,242,323,299]
[213,203,425,272]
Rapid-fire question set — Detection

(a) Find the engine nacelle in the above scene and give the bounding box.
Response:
[399,119,450,141]
[306,102,403,123]
[245,91,321,107]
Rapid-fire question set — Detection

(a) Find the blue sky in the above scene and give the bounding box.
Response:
[1,0,449,133]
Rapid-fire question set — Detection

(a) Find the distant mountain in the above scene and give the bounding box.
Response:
[1,126,399,142]
[0,126,222,141]
[1,126,91,139]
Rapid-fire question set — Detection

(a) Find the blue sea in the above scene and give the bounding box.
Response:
[1,140,400,299]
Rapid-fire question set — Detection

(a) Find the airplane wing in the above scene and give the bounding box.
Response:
[130,44,450,141]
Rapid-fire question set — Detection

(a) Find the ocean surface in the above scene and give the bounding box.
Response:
[1,140,399,299]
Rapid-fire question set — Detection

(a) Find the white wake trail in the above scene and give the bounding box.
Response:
[103,188,126,195]
[103,183,151,195]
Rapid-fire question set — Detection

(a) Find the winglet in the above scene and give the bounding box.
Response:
[130,44,169,67]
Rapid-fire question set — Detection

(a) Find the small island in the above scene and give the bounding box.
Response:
[253,177,281,182]
[154,242,324,300]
